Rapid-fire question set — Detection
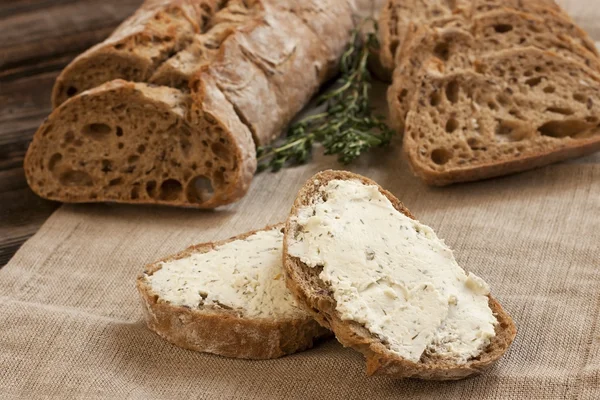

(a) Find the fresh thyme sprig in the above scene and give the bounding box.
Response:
[256,19,394,172]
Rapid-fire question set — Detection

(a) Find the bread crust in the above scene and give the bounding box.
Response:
[283,170,517,380]
[137,223,331,359]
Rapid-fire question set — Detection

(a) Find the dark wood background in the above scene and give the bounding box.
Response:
[0,0,143,266]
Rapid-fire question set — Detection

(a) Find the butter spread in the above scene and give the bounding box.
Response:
[288,179,497,363]
[147,228,305,319]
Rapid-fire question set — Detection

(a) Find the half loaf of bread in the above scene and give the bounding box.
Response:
[137,224,330,359]
[25,0,355,208]
[283,170,516,380]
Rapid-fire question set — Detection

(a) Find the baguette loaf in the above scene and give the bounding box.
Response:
[25,0,355,208]
[388,9,600,133]
[283,170,516,380]
[403,48,600,185]
[137,224,330,359]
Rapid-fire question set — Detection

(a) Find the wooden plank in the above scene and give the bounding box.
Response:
[0,0,143,266]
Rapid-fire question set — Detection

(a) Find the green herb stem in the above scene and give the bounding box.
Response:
[257,18,393,173]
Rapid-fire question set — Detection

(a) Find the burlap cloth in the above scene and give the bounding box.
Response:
[2,1,599,398]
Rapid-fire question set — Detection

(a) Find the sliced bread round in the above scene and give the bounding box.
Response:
[282,170,516,380]
[137,224,330,359]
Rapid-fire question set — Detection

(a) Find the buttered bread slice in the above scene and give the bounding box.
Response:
[137,224,329,359]
[283,171,516,380]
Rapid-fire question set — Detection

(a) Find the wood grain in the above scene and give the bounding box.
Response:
[0,0,142,266]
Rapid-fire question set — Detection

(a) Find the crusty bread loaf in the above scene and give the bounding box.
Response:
[283,170,516,380]
[388,8,600,133]
[25,79,256,208]
[403,48,600,185]
[26,0,355,208]
[137,224,330,359]
[52,0,219,108]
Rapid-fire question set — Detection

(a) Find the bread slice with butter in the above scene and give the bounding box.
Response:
[283,170,516,380]
[137,224,330,359]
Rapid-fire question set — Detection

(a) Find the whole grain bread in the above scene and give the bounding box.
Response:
[26,0,355,208]
[375,0,598,81]
[137,224,330,359]
[403,48,600,185]
[388,8,600,134]
[52,0,220,108]
[374,0,470,81]
[282,170,516,380]
[25,79,256,208]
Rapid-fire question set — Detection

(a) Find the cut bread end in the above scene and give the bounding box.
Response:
[25,79,256,208]
[137,224,330,359]
[283,170,516,380]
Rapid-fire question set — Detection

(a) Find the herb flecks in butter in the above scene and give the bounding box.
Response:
[148,229,304,319]
[288,180,497,363]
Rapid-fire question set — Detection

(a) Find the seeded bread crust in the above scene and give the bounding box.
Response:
[137,223,331,360]
[25,79,256,208]
[404,48,600,185]
[283,170,517,380]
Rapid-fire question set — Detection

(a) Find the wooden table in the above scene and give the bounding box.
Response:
[0,0,143,266]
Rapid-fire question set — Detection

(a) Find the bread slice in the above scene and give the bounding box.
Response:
[24,79,256,208]
[471,10,600,70]
[472,1,598,57]
[387,24,473,132]
[404,47,600,185]
[52,0,219,107]
[388,8,600,134]
[375,0,470,81]
[283,170,516,380]
[137,224,330,359]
